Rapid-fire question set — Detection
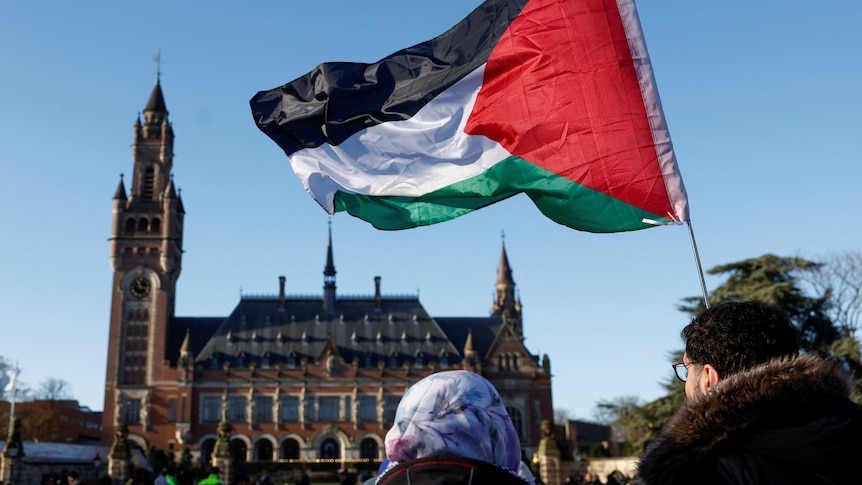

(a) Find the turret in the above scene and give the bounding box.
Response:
[492,241,517,316]
[109,175,127,271]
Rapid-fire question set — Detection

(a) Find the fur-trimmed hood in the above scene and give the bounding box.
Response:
[638,354,862,484]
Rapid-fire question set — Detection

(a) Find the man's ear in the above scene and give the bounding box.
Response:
[698,364,722,394]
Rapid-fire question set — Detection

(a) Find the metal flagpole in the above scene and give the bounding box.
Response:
[5,362,18,436]
[643,217,711,309]
[686,221,711,309]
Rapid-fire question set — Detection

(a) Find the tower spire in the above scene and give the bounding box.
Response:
[491,235,522,335]
[143,75,168,125]
[492,236,515,314]
[323,220,337,314]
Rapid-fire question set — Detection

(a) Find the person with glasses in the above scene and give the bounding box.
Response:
[638,301,862,484]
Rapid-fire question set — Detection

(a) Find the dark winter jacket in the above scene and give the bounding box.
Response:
[377,454,533,485]
[638,354,862,484]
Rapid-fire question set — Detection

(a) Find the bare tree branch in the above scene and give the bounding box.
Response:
[805,250,862,334]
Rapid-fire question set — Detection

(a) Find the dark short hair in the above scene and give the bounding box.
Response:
[682,301,799,377]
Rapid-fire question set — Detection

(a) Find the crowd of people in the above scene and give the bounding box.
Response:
[33,301,860,485]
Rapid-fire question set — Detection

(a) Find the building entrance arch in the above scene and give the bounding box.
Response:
[281,438,301,460]
[255,439,274,461]
[319,437,340,460]
[230,438,248,462]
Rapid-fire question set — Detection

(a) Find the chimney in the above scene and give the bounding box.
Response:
[374,276,382,310]
[278,276,286,311]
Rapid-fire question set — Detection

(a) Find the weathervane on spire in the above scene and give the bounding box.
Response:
[154,49,162,81]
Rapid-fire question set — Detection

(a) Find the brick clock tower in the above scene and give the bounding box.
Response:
[102,76,184,444]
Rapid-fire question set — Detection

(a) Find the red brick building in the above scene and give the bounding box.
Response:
[1,400,101,445]
[101,78,555,468]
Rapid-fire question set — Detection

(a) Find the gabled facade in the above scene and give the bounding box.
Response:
[101,80,554,468]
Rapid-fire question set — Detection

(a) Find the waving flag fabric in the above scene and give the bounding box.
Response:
[251,0,688,232]
[0,367,16,393]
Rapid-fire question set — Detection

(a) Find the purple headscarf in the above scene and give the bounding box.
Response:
[383,370,523,475]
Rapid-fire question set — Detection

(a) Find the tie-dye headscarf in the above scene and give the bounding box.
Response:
[383,370,523,475]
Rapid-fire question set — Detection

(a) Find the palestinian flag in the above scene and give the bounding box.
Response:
[251,0,688,232]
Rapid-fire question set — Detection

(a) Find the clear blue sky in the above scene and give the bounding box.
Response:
[1,1,860,420]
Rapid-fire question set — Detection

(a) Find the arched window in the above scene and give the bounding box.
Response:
[142,167,155,200]
[359,439,378,460]
[255,439,274,461]
[137,218,149,232]
[320,438,340,460]
[150,218,161,234]
[125,218,136,234]
[229,438,247,462]
[200,439,216,465]
[281,439,300,460]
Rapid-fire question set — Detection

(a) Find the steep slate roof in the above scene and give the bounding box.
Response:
[144,77,167,114]
[168,317,224,366]
[437,316,539,365]
[190,294,462,369]
[165,237,531,370]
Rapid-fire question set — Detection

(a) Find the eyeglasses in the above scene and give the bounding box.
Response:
[672,362,696,382]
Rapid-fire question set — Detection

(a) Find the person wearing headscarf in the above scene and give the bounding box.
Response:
[377,370,533,485]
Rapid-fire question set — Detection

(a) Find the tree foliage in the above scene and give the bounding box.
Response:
[679,254,841,354]
[594,352,686,455]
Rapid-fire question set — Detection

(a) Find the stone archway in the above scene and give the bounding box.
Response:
[281,438,301,460]
[359,438,378,460]
[199,438,217,465]
[230,438,248,462]
[319,437,340,460]
[255,438,274,461]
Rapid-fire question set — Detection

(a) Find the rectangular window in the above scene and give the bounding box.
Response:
[254,396,273,423]
[279,396,299,422]
[202,396,221,423]
[344,396,351,421]
[304,398,314,422]
[383,396,401,423]
[506,406,525,441]
[358,396,377,422]
[123,398,142,425]
[168,399,178,423]
[228,396,248,423]
[318,397,339,421]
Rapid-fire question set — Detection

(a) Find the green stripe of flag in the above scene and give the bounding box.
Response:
[333,156,672,231]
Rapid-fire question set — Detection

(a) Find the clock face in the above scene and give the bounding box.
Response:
[130,276,151,299]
